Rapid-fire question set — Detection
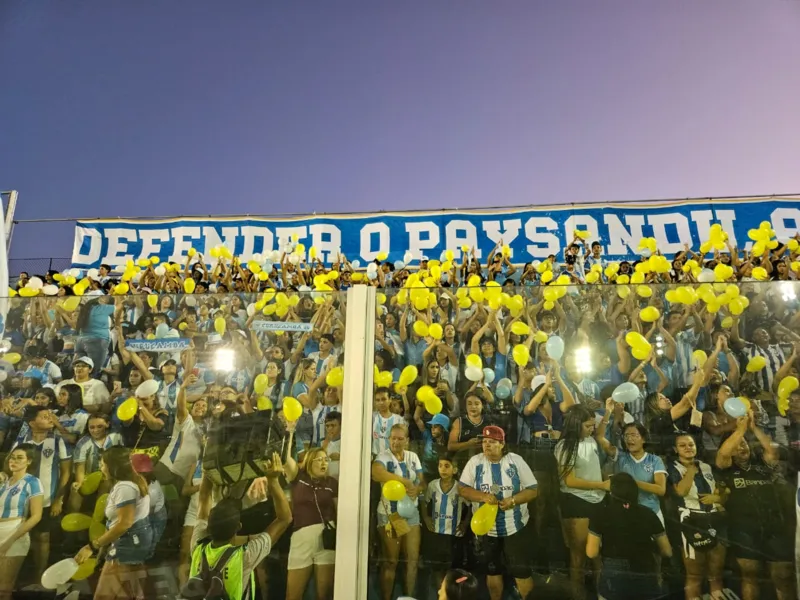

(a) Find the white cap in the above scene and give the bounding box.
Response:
[74,356,94,369]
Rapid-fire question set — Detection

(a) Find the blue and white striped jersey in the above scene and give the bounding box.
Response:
[459,452,537,537]
[375,449,423,516]
[74,433,124,474]
[12,432,71,507]
[424,479,465,536]
[0,473,43,519]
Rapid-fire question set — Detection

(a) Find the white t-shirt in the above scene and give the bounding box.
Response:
[149,480,165,514]
[158,416,202,478]
[459,453,537,537]
[555,437,606,504]
[325,439,340,479]
[106,481,151,528]
[57,378,110,408]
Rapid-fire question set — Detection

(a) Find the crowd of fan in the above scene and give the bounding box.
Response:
[0,228,798,600]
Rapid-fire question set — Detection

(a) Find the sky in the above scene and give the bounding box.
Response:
[2,0,800,262]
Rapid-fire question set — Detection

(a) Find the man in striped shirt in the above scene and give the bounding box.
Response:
[732,325,787,393]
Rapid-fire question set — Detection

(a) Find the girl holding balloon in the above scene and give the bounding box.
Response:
[0,444,43,599]
[372,423,424,600]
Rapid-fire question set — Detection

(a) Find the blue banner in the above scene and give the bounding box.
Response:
[71,196,800,268]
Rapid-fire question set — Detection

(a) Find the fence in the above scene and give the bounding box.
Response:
[8,257,72,284]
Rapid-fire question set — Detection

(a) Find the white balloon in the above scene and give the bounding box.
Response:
[482,368,496,384]
[271,250,282,263]
[155,323,169,339]
[288,254,301,266]
[545,335,565,361]
[184,296,197,306]
[698,268,715,283]
[440,251,448,262]
[87,268,99,280]
[154,266,166,277]
[465,365,483,382]
[41,559,78,590]
[136,379,160,399]
[298,285,311,292]
[251,253,263,263]
[247,303,256,317]
[27,277,43,290]
[530,375,547,390]
[42,284,59,296]
[403,251,413,264]
[351,260,361,269]
[208,284,218,293]
[640,248,652,258]
[68,268,81,278]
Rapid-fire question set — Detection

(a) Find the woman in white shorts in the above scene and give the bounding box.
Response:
[0,444,43,598]
[286,447,338,600]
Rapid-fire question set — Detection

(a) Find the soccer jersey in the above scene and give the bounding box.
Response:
[74,433,124,474]
[372,412,406,455]
[613,452,667,515]
[667,460,716,512]
[375,449,423,516]
[59,409,89,442]
[159,416,202,478]
[424,479,465,536]
[459,452,537,537]
[310,404,340,447]
[12,432,71,507]
[0,473,42,519]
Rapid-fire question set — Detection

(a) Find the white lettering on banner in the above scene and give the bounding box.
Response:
[405,221,440,260]
[105,228,139,264]
[770,207,800,241]
[444,220,480,260]
[251,321,314,332]
[139,229,171,261]
[309,224,342,263]
[483,219,522,260]
[714,210,739,248]
[524,217,559,257]
[73,226,102,265]
[690,210,715,248]
[360,223,390,261]
[125,339,191,352]
[239,226,274,259]
[202,226,240,256]
[604,214,645,256]
[648,213,692,254]
[168,226,202,264]
[563,215,600,246]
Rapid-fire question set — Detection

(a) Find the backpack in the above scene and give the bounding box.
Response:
[181,543,242,600]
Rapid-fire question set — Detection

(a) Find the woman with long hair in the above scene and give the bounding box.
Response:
[555,404,615,599]
[52,383,89,446]
[613,423,667,522]
[75,297,117,377]
[0,444,43,599]
[586,472,672,600]
[437,569,479,600]
[668,432,726,600]
[75,446,153,600]
[286,447,338,600]
[119,383,168,460]
[447,392,488,459]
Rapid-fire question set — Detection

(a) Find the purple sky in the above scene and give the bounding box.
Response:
[2,0,799,261]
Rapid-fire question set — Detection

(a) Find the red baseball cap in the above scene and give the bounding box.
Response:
[131,453,153,474]
[482,425,505,442]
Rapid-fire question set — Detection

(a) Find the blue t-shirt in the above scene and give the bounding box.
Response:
[84,304,115,340]
[614,452,667,515]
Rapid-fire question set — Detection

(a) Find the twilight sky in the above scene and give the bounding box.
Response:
[2,0,799,261]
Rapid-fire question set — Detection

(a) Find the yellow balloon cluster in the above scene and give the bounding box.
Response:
[625,331,652,361]
[416,385,442,414]
[747,221,778,256]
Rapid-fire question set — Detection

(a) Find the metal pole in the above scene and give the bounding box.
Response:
[4,190,17,253]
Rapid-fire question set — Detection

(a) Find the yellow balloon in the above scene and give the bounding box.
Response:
[586,271,600,284]
[214,317,226,335]
[541,271,553,284]
[746,356,766,373]
[632,346,650,361]
[469,287,484,303]
[721,316,734,328]
[183,278,196,294]
[617,285,630,299]
[636,285,653,299]
[466,354,482,369]
[639,306,660,323]
[398,366,418,387]
[533,331,548,344]
[416,385,436,403]
[543,300,555,310]
[377,251,388,261]
[382,480,406,502]
[429,323,443,340]
[257,396,274,411]
[511,322,531,336]
[471,503,498,536]
[254,374,269,395]
[147,294,158,309]
[80,471,104,496]
[458,297,472,309]
[282,397,303,422]
[693,350,708,368]
[72,557,98,581]
[326,367,345,387]
[92,493,109,522]
[752,267,768,281]
[424,395,443,415]
[512,344,530,367]
[61,513,93,532]
[778,376,799,399]
[62,296,81,312]
[413,321,429,337]
[729,297,746,316]
[625,331,649,350]
[376,371,393,388]
[4,352,21,365]
[116,398,138,422]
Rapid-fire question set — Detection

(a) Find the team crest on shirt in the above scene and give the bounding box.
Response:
[43,449,54,459]
[506,465,518,480]
[644,464,653,473]
[9,487,20,497]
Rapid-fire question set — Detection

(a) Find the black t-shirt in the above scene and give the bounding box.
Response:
[717,456,783,526]
[589,504,665,573]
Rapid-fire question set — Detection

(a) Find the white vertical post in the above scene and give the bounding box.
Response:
[4,190,17,254]
[334,285,375,600]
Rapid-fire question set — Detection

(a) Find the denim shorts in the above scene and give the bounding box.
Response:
[148,507,168,559]
[107,519,153,565]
